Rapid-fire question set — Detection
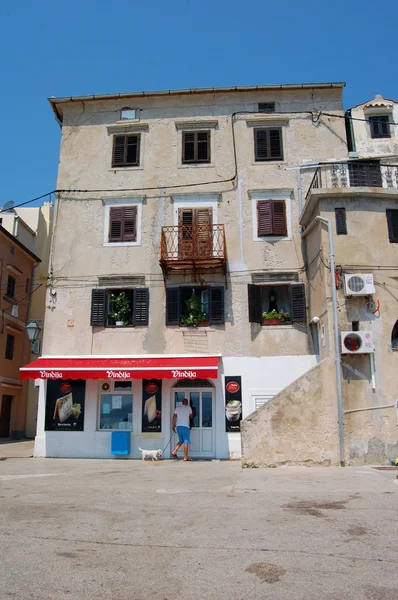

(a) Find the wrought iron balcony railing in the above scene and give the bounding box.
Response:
[306,162,398,201]
[160,224,226,277]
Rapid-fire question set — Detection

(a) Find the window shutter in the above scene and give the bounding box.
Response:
[126,135,140,165]
[109,207,123,241]
[386,209,398,243]
[166,288,180,325]
[248,284,262,323]
[335,208,347,235]
[183,132,195,162]
[210,287,224,324]
[257,200,272,236]
[269,129,283,159]
[271,200,287,236]
[133,288,149,325]
[123,206,137,241]
[255,130,269,160]
[290,284,306,322]
[91,289,106,326]
[197,131,210,162]
[112,135,126,166]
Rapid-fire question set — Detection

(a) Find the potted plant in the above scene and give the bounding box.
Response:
[180,292,209,327]
[108,292,131,326]
[262,309,290,325]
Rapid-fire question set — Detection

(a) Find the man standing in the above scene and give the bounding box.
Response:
[171,398,192,461]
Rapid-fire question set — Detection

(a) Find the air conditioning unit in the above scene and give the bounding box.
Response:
[344,274,375,296]
[341,331,374,354]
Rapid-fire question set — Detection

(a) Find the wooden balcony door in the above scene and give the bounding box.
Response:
[178,208,213,259]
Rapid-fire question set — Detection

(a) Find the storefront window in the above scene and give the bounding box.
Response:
[99,382,133,430]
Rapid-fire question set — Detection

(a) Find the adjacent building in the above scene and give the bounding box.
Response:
[21,82,352,460]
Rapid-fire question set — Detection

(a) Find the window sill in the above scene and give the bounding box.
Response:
[3,295,16,304]
[252,159,286,166]
[109,166,143,172]
[177,163,215,169]
[253,236,291,242]
[260,323,294,329]
[103,241,141,247]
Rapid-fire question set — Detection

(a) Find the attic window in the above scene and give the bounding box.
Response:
[258,102,275,113]
[120,108,137,120]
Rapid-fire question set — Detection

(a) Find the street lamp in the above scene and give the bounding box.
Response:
[26,321,42,342]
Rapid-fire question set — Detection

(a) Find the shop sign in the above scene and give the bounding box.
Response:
[106,370,131,379]
[225,376,242,432]
[172,370,197,379]
[40,370,63,379]
[142,379,162,432]
[45,379,86,431]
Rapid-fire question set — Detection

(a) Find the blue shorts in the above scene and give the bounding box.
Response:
[176,425,190,445]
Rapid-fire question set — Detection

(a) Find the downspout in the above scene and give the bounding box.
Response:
[302,216,345,466]
[345,109,356,153]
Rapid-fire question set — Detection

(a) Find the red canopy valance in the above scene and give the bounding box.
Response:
[20,355,219,381]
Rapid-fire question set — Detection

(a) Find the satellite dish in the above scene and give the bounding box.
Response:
[0,200,15,212]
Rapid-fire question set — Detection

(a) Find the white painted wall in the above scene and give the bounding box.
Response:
[34,354,317,459]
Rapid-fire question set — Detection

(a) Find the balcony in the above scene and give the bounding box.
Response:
[306,162,398,201]
[160,224,226,281]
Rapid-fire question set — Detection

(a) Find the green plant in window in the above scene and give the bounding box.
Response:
[180,291,208,327]
[108,292,131,325]
[262,309,290,322]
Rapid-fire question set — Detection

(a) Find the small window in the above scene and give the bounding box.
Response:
[5,334,15,360]
[6,275,16,298]
[369,115,391,139]
[248,283,306,324]
[112,134,140,167]
[166,286,224,326]
[258,102,275,113]
[90,288,149,327]
[99,381,133,430]
[257,200,287,237]
[120,107,137,120]
[392,320,398,350]
[182,131,210,164]
[254,128,283,161]
[109,206,137,242]
[335,208,347,235]
[386,209,398,243]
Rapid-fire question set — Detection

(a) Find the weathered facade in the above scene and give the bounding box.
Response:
[242,94,398,466]
[21,83,354,459]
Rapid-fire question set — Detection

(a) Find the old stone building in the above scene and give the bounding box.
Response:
[22,83,396,464]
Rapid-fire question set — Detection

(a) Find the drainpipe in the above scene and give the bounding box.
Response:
[302,216,345,466]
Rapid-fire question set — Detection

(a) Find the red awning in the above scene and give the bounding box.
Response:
[20,355,220,381]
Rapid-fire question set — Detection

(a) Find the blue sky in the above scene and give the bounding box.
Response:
[1,0,397,208]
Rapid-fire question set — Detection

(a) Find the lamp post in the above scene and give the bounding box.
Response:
[26,321,41,342]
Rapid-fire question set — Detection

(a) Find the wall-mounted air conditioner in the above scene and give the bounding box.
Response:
[341,331,374,354]
[344,274,375,296]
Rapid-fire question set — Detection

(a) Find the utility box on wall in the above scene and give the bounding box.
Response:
[111,431,131,455]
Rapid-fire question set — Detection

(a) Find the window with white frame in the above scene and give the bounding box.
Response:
[250,191,292,241]
[103,199,143,246]
[99,380,133,430]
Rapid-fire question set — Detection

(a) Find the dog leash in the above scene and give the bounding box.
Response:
[162,433,174,454]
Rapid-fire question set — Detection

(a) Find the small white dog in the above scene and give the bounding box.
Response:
[139,448,163,461]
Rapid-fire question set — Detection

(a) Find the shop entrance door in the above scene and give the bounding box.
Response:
[172,390,215,457]
[0,395,13,438]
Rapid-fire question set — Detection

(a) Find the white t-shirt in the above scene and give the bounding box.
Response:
[174,404,192,428]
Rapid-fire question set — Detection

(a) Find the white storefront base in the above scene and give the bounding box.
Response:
[34,355,317,459]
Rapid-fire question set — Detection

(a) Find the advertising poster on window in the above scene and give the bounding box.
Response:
[225,376,242,432]
[142,379,162,432]
[45,379,86,431]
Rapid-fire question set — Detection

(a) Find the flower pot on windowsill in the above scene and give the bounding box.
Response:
[197,320,209,327]
[262,318,283,325]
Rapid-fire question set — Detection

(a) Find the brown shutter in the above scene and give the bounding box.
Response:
[91,289,106,326]
[210,287,224,324]
[386,209,398,243]
[196,208,212,258]
[122,206,137,241]
[254,130,269,160]
[290,284,306,322]
[166,288,181,325]
[178,209,193,258]
[269,129,283,159]
[335,208,347,235]
[109,207,123,241]
[112,135,126,166]
[133,288,149,325]
[183,132,195,163]
[257,200,272,236]
[271,200,287,236]
[197,131,210,162]
[248,284,262,323]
